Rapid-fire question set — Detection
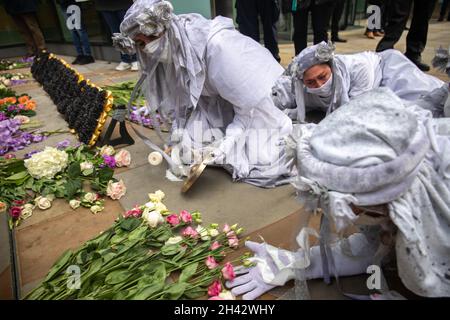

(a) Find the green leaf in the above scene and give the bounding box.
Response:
[164,283,189,300]
[43,250,73,283]
[161,244,182,256]
[64,179,82,199]
[173,245,187,262]
[5,170,28,181]
[105,269,132,285]
[184,287,207,299]
[127,225,148,241]
[179,262,198,283]
[67,162,81,179]
[98,167,114,184]
[132,282,165,300]
[119,218,141,232]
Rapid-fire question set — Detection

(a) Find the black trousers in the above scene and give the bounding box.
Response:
[376,0,437,59]
[292,1,333,55]
[235,0,280,61]
[331,0,346,38]
[440,0,450,19]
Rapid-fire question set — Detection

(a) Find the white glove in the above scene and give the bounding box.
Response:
[225,241,300,300]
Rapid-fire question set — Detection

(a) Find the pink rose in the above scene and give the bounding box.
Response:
[208,296,225,300]
[181,226,199,239]
[205,256,219,269]
[166,214,180,226]
[228,235,239,248]
[210,241,221,251]
[9,206,22,219]
[207,280,222,297]
[221,262,235,281]
[123,206,142,218]
[13,199,25,206]
[222,224,231,233]
[4,154,16,159]
[114,149,131,167]
[106,179,127,200]
[179,210,192,223]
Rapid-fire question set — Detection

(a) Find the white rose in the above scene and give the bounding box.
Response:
[83,192,97,203]
[35,196,52,210]
[154,202,168,214]
[218,290,236,300]
[69,199,81,209]
[208,228,219,238]
[142,210,163,228]
[21,204,35,220]
[165,236,183,246]
[3,79,10,86]
[90,205,104,214]
[144,201,156,210]
[11,76,19,81]
[100,145,115,156]
[80,161,94,175]
[196,225,210,241]
[148,190,165,202]
[13,115,30,124]
[114,149,131,167]
[106,180,127,200]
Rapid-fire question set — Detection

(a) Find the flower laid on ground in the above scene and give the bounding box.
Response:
[24,192,245,300]
[0,73,28,87]
[0,59,32,71]
[24,147,69,179]
[0,95,37,118]
[0,118,47,156]
[114,149,131,167]
[0,142,130,229]
[106,179,127,200]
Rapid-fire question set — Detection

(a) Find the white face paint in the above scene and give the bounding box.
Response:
[306,74,333,97]
[142,34,171,63]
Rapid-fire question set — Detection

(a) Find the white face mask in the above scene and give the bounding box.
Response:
[143,35,171,63]
[306,74,333,97]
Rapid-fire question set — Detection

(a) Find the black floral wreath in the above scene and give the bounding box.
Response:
[31,51,107,144]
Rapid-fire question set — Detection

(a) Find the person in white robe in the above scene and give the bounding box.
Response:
[113,0,295,188]
[272,41,446,122]
[226,88,450,299]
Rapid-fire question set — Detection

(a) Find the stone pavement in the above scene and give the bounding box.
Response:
[1,21,448,300]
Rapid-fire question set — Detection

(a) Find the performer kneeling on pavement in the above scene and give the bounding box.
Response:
[227,88,450,299]
[112,0,295,188]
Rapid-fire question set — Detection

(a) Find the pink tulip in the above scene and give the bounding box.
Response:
[228,235,239,248]
[166,214,180,226]
[181,226,199,239]
[222,224,231,233]
[179,210,192,223]
[9,206,21,219]
[221,262,235,281]
[123,207,142,218]
[207,280,222,297]
[210,241,221,251]
[205,256,219,269]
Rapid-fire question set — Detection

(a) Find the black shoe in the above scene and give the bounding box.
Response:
[407,56,430,72]
[72,55,84,64]
[332,36,347,43]
[78,55,95,65]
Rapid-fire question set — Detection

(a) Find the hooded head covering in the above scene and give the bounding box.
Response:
[287,41,344,122]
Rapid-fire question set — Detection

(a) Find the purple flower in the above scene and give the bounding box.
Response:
[24,149,41,159]
[10,79,27,86]
[56,139,70,149]
[0,112,7,121]
[32,134,46,143]
[102,155,116,168]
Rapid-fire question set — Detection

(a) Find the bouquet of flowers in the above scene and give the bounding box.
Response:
[0,72,28,87]
[0,118,47,156]
[24,190,246,300]
[0,95,37,118]
[0,57,33,71]
[0,143,130,229]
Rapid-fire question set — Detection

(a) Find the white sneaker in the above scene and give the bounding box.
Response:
[131,61,139,71]
[115,61,131,71]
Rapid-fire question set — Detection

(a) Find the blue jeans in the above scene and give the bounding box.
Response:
[60,5,92,56]
[100,9,137,63]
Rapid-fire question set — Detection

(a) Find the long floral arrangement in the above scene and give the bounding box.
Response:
[24,190,246,300]
[0,143,130,229]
